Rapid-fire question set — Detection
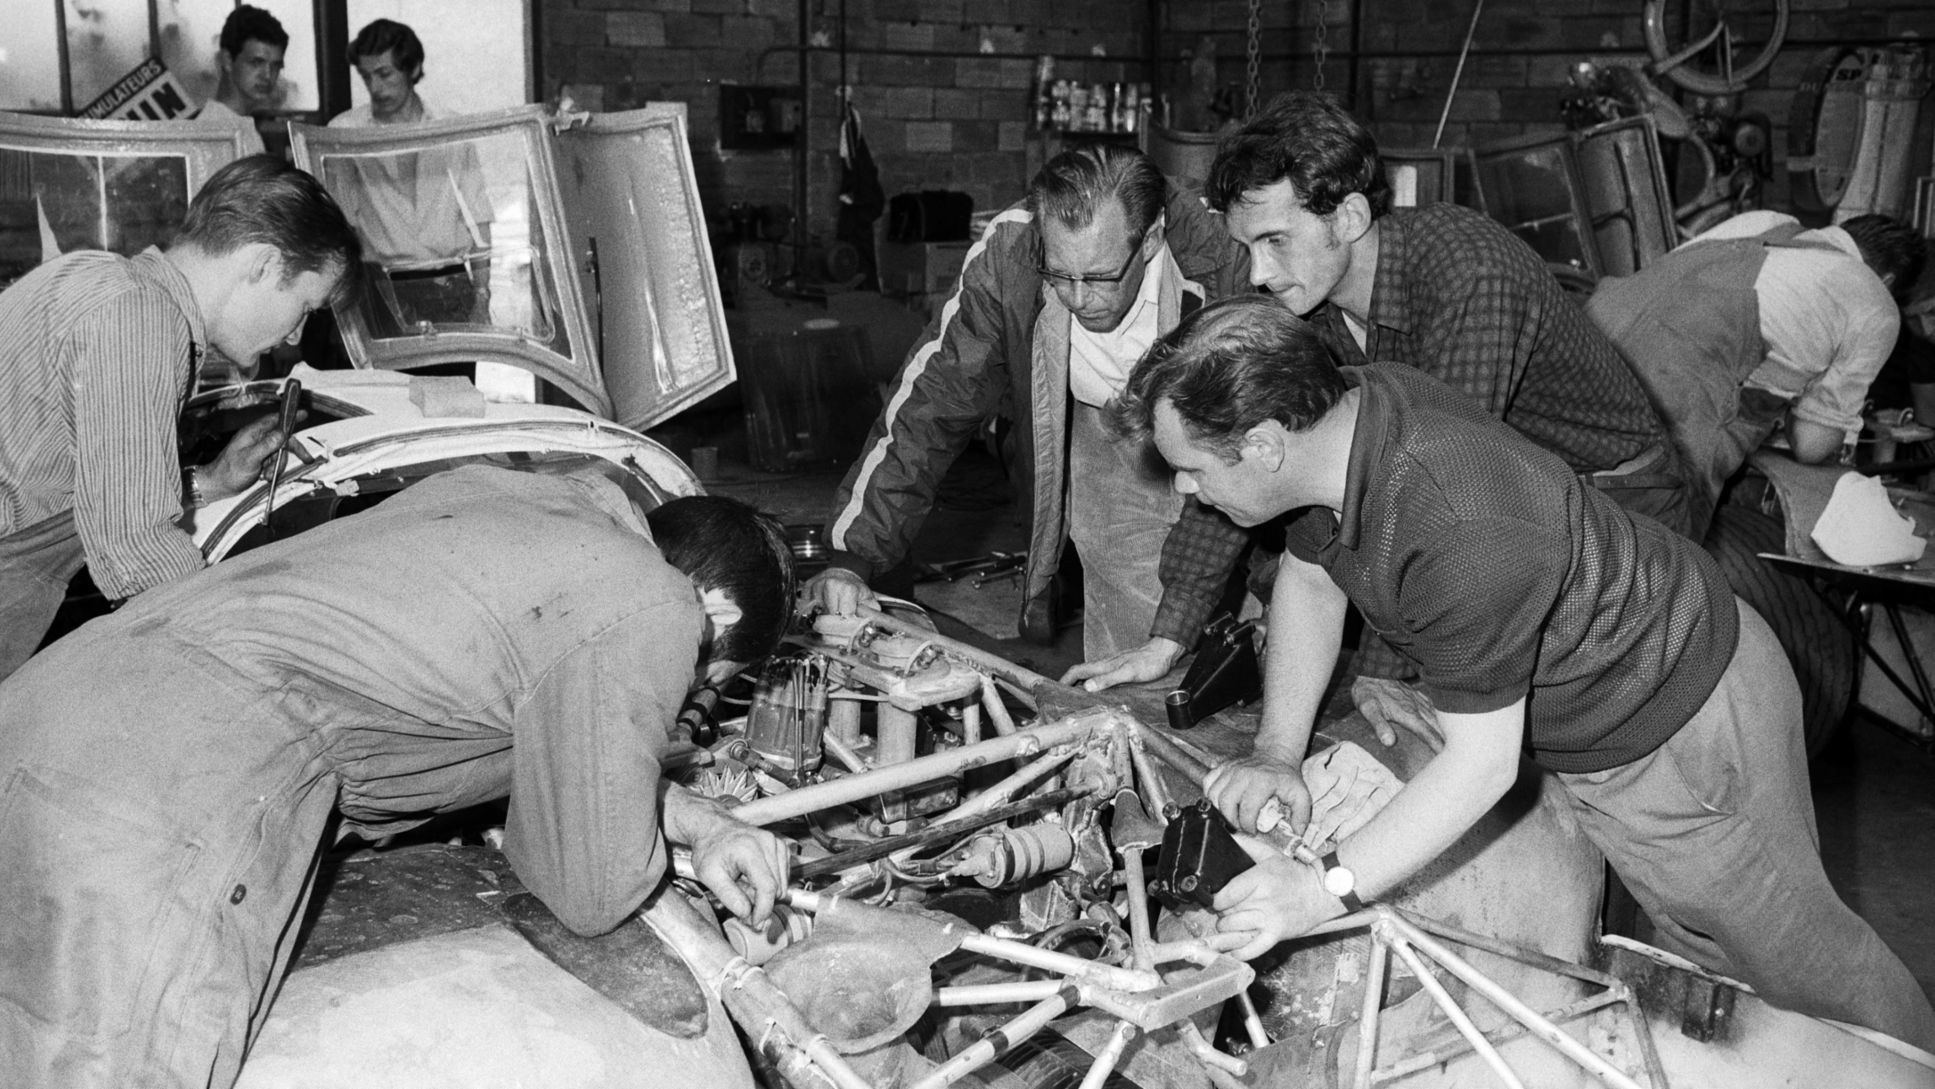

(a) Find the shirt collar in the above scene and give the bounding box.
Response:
[132,246,206,365]
[1332,365,1387,551]
[1119,236,1171,333]
[1361,211,1415,337]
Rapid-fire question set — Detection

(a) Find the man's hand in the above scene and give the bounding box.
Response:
[1351,676,1443,751]
[1204,746,1310,835]
[201,415,288,500]
[682,808,791,928]
[1060,637,1185,692]
[804,567,877,617]
[1205,834,1341,962]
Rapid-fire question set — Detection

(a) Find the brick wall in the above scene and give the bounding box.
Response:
[1167,0,1935,216]
[537,0,1152,246]
[537,0,1935,240]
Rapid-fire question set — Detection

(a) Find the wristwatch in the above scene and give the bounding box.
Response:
[1319,850,1366,912]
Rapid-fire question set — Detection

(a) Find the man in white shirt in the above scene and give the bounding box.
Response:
[197,6,287,121]
[324,18,493,332]
[1588,211,1925,537]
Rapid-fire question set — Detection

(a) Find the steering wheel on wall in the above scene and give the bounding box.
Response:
[1644,0,1790,96]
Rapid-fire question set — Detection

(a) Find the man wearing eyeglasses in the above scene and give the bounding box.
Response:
[810,146,1248,657]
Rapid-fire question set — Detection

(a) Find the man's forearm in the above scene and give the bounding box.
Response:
[1784,413,1847,464]
[660,782,731,846]
[1253,554,1348,761]
[1333,700,1524,899]
[1150,499,1250,646]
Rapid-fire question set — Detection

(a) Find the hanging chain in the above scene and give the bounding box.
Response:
[1246,0,1262,118]
[1312,0,1331,90]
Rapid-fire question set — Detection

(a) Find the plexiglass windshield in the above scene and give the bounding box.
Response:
[315,129,563,347]
[0,148,189,286]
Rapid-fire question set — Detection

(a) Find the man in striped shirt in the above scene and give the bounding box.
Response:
[0,154,361,681]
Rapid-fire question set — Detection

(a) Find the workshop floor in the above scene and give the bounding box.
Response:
[693,429,1935,1008]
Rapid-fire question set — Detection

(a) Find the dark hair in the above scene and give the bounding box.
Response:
[220,5,288,56]
[1111,294,1347,460]
[1027,143,1167,239]
[1205,91,1391,220]
[1838,214,1928,301]
[177,155,362,304]
[348,19,425,81]
[647,495,796,664]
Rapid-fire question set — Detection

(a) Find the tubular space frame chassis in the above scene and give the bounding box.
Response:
[679,607,1665,1089]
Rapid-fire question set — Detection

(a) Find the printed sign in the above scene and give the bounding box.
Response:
[79,57,195,122]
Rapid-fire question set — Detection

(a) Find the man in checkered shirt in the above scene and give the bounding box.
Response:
[1067,92,1690,742]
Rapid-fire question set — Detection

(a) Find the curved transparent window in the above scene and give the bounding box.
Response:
[317,130,564,349]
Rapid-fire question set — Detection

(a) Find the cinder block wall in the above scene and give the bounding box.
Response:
[538,0,1147,243]
[538,0,1935,240]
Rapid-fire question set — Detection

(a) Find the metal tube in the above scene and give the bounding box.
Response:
[1385,930,1528,1089]
[1131,719,1214,781]
[904,991,1074,1089]
[934,980,1069,1007]
[957,931,1159,993]
[793,788,1082,881]
[1367,990,1627,1083]
[878,703,919,767]
[1386,915,1649,1089]
[955,747,1076,817]
[1120,851,1158,972]
[1078,1020,1139,1089]
[1126,732,1174,818]
[961,701,983,744]
[1177,1019,1249,1078]
[1149,939,1222,966]
[1236,989,1270,1051]
[733,715,1098,826]
[858,605,1059,692]
[1351,932,1389,1089]
[821,730,872,773]
[887,748,1077,868]
[1621,983,1671,1089]
[648,892,873,1089]
[1299,908,1383,940]
[980,673,1019,736]
[785,888,1156,991]
[1396,908,1626,989]
[829,695,864,746]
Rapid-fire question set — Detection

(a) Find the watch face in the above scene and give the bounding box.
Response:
[1324,865,1354,897]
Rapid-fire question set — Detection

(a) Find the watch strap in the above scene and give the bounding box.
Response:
[1321,849,1366,912]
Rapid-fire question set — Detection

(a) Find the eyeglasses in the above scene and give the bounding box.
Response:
[1036,232,1147,285]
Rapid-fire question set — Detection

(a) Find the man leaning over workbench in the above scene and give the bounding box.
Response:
[0,464,797,1089]
[809,144,1247,658]
[1114,294,1935,1051]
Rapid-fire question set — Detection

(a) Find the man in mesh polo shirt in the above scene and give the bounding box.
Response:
[1067,92,1689,737]
[1112,295,1935,1050]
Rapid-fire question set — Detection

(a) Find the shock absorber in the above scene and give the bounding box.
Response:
[949,823,1077,888]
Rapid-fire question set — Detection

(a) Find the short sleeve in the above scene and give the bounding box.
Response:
[1399,518,1568,715]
